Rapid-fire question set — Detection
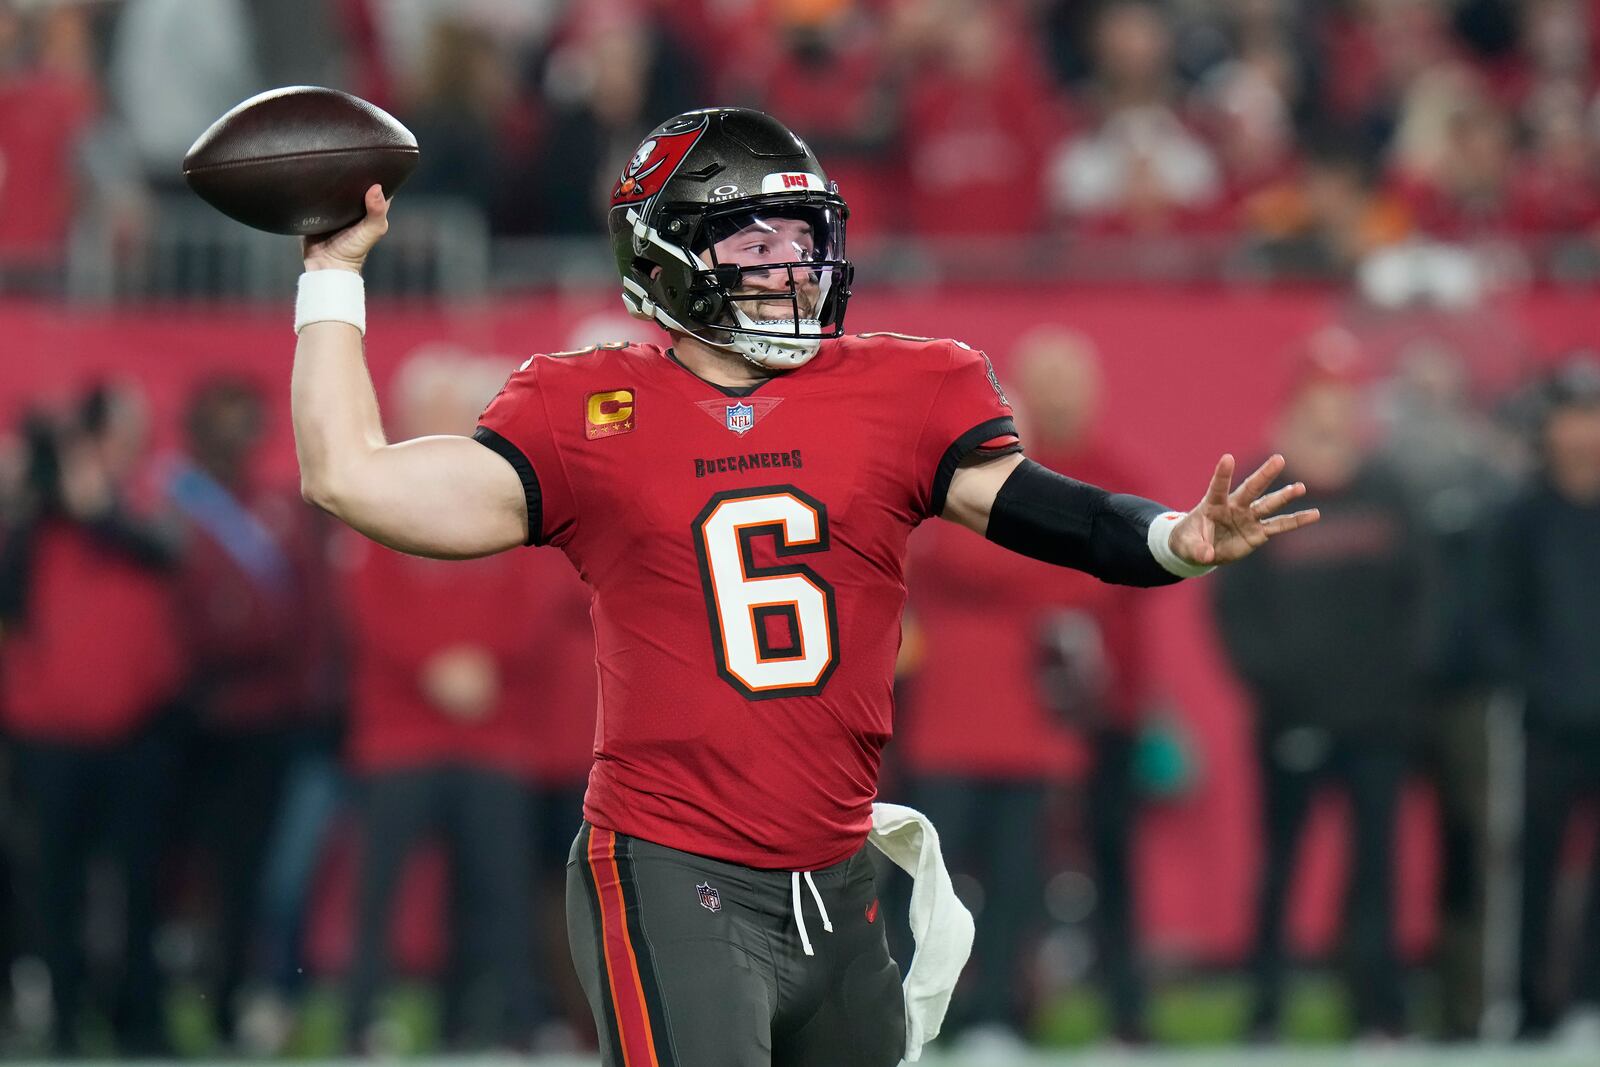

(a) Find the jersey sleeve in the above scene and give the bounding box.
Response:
[472,357,578,547]
[912,341,1022,519]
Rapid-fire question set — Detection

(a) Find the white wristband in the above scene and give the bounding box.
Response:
[1147,511,1216,579]
[295,270,366,336]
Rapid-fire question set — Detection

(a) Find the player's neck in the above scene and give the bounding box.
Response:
[669,333,773,389]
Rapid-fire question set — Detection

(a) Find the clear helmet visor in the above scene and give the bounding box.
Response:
[695,203,846,333]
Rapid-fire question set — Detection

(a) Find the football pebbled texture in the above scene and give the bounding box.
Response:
[183,86,419,236]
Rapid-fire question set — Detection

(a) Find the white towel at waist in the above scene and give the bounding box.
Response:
[868,801,975,1062]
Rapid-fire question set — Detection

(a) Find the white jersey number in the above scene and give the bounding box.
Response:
[692,487,840,699]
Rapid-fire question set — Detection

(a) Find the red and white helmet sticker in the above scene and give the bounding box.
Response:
[611,123,707,205]
[761,172,826,193]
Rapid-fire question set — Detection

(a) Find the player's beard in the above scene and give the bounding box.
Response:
[733,275,823,324]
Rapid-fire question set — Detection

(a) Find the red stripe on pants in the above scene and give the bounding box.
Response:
[587,827,660,1067]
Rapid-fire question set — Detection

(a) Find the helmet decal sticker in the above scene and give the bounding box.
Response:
[626,139,657,176]
[760,172,826,193]
[612,123,708,205]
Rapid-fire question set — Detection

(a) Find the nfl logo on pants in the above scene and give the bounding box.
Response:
[725,402,755,436]
[697,882,722,913]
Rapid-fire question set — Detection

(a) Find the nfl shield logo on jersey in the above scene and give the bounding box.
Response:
[697,882,722,913]
[725,402,755,436]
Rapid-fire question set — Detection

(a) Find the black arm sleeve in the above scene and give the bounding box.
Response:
[984,458,1181,587]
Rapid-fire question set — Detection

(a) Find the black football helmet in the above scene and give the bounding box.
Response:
[607,108,853,369]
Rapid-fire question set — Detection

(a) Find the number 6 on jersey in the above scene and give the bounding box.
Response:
[692,487,841,699]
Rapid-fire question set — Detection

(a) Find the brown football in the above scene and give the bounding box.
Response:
[183,86,419,236]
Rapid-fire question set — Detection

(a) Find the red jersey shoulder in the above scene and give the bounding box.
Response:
[832,331,962,364]
[511,341,663,381]
[486,342,663,440]
[832,332,1007,397]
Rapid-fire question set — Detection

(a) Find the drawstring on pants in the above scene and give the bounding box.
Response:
[790,870,833,956]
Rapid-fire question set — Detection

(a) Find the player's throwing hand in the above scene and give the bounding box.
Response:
[301,183,390,273]
[1169,453,1320,566]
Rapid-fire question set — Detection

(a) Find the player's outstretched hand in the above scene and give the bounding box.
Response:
[301,183,389,273]
[1169,453,1320,567]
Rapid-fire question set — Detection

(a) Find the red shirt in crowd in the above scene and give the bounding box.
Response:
[1,517,186,744]
[344,536,584,780]
[518,545,600,787]
[724,19,897,239]
[0,69,97,265]
[897,444,1148,780]
[172,478,337,731]
[897,34,1068,237]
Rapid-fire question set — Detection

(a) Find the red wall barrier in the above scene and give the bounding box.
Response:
[4,286,1594,963]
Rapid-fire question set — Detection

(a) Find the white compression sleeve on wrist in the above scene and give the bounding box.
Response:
[1147,511,1217,579]
[294,270,366,336]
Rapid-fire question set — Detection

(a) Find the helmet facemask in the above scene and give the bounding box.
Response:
[623,195,853,370]
[695,201,848,368]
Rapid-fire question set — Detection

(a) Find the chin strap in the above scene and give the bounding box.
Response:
[725,283,825,368]
[627,282,822,369]
[729,321,822,369]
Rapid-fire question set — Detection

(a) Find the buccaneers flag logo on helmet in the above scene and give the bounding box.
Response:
[611,124,706,205]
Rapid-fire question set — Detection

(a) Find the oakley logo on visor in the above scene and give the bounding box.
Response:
[762,172,826,193]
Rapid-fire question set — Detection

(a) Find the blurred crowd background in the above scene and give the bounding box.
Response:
[3,0,1600,1061]
[4,0,1600,290]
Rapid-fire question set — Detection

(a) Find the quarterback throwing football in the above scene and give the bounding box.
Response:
[290,108,1318,1066]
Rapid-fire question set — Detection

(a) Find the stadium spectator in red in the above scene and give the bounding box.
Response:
[164,377,339,1047]
[895,330,1152,1049]
[890,0,1067,237]
[0,383,184,1056]
[1486,356,1600,1041]
[342,354,546,1052]
[1387,65,1520,239]
[719,0,897,239]
[1318,0,1464,159]
[1046,0,1222,235]
[517,542,600,1047]
[1508,82,1600,234]
[1213,332,1425,1040]
[1013,332,1157,1046]
[0,2,99,275]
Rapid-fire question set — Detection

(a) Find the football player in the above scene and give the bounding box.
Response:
[289,108,1318,1066]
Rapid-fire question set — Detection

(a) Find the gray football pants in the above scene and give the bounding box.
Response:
[567,822,906,1066]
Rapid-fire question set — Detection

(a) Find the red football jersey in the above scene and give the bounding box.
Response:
[476,334,1018,869]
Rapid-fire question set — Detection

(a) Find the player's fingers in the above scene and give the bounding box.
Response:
[1260,508,1321,536]
[1250,481,1305,518]
[364,185,390,235]
[1204,454,1235,507]
[1232,453,1285,505]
